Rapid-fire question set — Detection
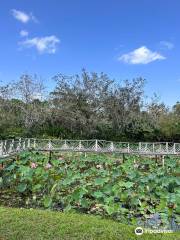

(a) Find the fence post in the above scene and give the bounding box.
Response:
[139,142,141,152]
[159,143,162,153]
[4,140,7,154]
[145,143,147,152]
[23,139,26,150]
[162,155,165,168]
[48,140,52,150]
[95,139,98,152]
[16,138,21,152]
[9,139,14,153]
[28,139,30,148]
[0,141,3,155]
[79,140,82,150]
[33,139,36,149]
[166,142,168,153]
[173,143,176,154]
[110,142,114,152]
[64,140,68,149]
[127,143,130,153]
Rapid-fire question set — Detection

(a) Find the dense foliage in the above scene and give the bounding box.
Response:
[1,152,179,229]
[0,70,179,141]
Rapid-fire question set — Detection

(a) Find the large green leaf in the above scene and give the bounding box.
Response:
[17,183,27,192]
[94,178,106,186]
[32,184,42,191]
[93,191,104,199]
[72,187,87,201]
[104,204,119,215]
[120,181,134,188]
[43,196,52,208]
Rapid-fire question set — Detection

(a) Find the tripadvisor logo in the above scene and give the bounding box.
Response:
[135,227,143,235]
[135,227,174,235]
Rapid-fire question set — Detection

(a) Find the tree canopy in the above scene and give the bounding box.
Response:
[0,70,179,141]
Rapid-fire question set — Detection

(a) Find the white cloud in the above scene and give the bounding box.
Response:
[11,9,37,23]
[118,46,165,64]
[19,35,60,54]
[160,41,174,50]
[20,30,29,37]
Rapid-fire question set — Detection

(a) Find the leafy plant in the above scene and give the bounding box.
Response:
[1,152,180,229]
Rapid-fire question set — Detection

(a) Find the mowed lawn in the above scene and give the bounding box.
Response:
[0,207,179,240]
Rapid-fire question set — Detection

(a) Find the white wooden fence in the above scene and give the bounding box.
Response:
[0,138,180,159]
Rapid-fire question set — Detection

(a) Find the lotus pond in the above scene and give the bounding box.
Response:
[0,151,180,230]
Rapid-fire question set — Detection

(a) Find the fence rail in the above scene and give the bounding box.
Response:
[0,138,180,159]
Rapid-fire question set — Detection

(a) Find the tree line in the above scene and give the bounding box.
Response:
[0,69,179,141]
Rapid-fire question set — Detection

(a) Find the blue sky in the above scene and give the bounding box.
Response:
[0,0,179,106]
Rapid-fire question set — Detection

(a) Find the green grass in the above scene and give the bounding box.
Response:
[0,207,179,240]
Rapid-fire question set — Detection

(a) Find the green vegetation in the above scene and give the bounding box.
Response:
[0,207,179,240]
[0,70,179,141]
[1,152,180,229]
